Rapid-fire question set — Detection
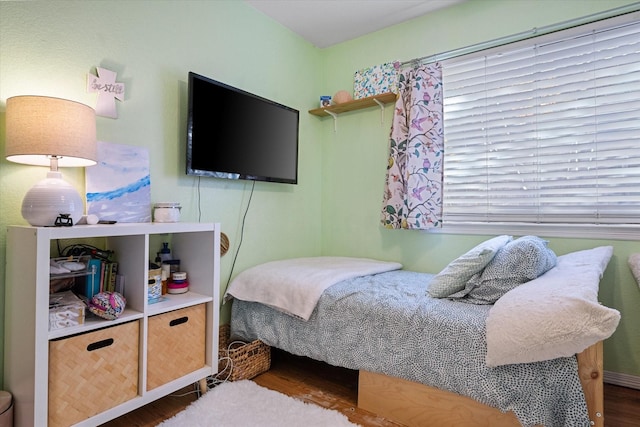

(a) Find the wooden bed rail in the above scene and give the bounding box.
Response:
[578,340,604,427]
[358,341,604,427]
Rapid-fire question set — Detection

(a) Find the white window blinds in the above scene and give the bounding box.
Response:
[442,19,640,225]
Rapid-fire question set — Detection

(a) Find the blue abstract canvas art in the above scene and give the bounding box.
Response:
[86,141,151,222]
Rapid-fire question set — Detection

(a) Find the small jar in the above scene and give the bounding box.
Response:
[153,203,181,223]
[172,271,187,282]
[161,270,168,295]
[163,260,180,274]
[168,271,189,294]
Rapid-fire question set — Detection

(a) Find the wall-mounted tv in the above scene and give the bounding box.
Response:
[186,71,299,185]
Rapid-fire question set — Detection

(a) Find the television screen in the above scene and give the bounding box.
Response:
[186,72,299,184]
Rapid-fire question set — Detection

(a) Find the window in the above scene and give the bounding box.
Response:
[441,16,640,233]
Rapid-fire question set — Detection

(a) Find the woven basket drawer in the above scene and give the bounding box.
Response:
[48,320,140,427]
[147,304,206,390]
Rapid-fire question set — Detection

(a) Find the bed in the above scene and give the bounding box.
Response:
[224,236,621,427]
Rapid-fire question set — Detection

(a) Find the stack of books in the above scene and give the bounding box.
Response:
[78,256,124,299]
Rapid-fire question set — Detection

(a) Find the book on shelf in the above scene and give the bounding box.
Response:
[74,258,102,299]
[66,249,119,298]
[115,274,125,295]
[105,262,118,292]
[99,261,106,292]
[95,259,118,293]
[87,258,102,298]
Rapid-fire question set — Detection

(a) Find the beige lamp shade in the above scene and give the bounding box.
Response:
[4,95,97,226]
[5,95,97,167]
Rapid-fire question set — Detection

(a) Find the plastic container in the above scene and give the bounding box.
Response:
[167,280,189,294]
[162,259,180,274]
[168,271,189,294]
[159,243,171,262]
[160,265,170,295]
[148,268,162,303]
[172,271,187,282]
[153,203,181,223]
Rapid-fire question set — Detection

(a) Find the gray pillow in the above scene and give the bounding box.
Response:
[452,235,557,304]
[427,235,512,298]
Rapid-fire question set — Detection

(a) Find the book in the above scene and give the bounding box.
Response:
[99,261,106,292]
[74,258,102,299]
[106,262,118,292]
[115,274,125,295]
[87,258,102,298]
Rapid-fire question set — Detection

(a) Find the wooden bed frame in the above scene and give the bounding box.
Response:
[358,341,603,427]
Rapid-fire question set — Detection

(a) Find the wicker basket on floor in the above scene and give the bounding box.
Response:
[217,324,271,381]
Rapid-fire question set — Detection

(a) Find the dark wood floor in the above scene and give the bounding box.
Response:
[103,348,640,426]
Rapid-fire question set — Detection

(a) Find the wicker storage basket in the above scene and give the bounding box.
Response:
[48,320,139,427]
[217,323,270,381]
[147,304,206,390]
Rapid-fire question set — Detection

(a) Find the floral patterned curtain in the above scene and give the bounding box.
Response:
[381,63,444,230]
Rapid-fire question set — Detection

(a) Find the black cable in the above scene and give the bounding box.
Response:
[226,180,255,287]
[197,176,202,223]
[59,243,113,260]
[192,176,255,287]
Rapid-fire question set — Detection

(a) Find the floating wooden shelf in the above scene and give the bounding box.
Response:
[308,92,397,117]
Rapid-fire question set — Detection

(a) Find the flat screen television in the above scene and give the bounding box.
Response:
[186,71,299,184]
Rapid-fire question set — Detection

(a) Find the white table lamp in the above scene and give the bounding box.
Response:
[5,96,97,226]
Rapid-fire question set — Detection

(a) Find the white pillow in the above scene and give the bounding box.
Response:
[485,246,620,367]
[428,235,512,298]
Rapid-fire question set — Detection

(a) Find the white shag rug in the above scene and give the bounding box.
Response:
[157,380,360,427]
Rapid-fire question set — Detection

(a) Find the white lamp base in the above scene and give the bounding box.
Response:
[21,171,84,226]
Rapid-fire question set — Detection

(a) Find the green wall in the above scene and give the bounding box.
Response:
[0,0,324,387]
[317,0,640,378]
[1,0,638,390]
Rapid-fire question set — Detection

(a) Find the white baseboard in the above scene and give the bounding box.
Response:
[604,370,640,390]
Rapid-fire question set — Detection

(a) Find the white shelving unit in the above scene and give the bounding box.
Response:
[3,222,220,426]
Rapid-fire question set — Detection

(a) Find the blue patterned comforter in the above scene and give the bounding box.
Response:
[230,270,590,427]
